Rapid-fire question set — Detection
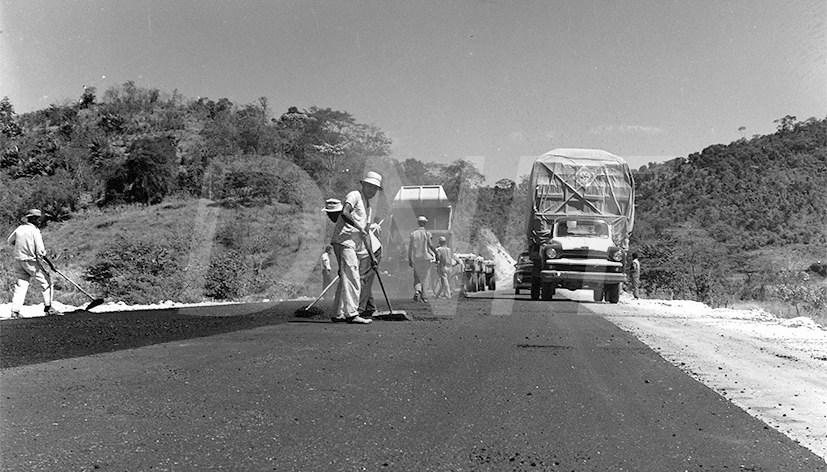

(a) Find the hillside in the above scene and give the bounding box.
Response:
[634,115,827,251]
[1,85,826,320]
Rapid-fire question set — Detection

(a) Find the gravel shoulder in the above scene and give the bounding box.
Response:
[589,295,827,461]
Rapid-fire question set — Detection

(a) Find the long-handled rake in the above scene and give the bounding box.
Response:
[42,256,105,311]
[294,275,339,317]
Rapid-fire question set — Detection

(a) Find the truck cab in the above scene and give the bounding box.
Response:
[535,217,626,302]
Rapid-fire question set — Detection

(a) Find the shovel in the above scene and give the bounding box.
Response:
[42,256,105,311]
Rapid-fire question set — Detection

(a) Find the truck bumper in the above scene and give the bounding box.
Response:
[539,270,626,286]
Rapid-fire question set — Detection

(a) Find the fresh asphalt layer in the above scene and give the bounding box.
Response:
[1,292,824,471]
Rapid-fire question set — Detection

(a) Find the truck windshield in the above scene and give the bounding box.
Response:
[556,221,609,238]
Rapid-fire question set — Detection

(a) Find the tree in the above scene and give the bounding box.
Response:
[0,97,23,138]
[104,136,177,204]
[774,115,798,133]
[79,87,96,109]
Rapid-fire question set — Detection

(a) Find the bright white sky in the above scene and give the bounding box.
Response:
[1,0,825,182]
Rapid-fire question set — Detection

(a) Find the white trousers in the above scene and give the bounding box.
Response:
[11,259,52,312]
[332,243,361,318]
[412,260,432,298]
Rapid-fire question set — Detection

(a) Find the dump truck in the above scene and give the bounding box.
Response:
[524,149,635,303]
[385,185,460,292]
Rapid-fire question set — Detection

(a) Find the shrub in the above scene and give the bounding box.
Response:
[86,233,186,304]
[204,250,248,300]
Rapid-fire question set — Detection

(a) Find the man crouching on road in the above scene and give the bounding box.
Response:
[6,209,61,319]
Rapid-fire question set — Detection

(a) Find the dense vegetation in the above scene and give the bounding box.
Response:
[1,84,825,320]
[632,116,827,316]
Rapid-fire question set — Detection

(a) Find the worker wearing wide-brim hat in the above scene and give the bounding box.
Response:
[331,171,383,324]
[408,215,435,303]
[6,209,61,318]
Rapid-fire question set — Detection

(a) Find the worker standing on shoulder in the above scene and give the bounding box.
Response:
[629,252,641,299]
[408,215,435,303]
[6,209,61,319]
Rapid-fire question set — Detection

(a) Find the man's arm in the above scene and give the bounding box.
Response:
[34,230,46,258]
[340,202,366,234]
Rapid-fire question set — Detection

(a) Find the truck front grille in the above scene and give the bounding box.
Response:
[559,249,607,259]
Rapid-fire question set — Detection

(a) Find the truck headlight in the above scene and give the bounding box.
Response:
[546,246,558,259]
[608,249,624,262]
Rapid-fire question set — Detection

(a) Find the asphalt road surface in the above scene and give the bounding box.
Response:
[1,291,825,471]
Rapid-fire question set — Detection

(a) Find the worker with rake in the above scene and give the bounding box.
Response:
[6,209,61,319]
[330,171,383,324]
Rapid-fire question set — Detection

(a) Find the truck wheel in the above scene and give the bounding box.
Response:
[530,278,541,300]
[592,286,604,302]
[489,279,496,291]
[606,283,620,303]
[515,288,520,295]
[541,282,555,301]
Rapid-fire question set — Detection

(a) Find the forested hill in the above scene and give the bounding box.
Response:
[633,116,827,251]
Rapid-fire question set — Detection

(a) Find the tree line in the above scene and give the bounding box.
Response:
[2,83,826,315]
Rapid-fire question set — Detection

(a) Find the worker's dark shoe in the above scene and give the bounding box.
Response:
[346,315,372,324]
[331,316,347,323]
[44,306,63,316]
[359,310,375,319]
[10,311,21,320]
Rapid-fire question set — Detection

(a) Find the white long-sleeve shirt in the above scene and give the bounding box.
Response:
[7,223,46,261]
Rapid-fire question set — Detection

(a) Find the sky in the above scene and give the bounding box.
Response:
[1,0,825,183]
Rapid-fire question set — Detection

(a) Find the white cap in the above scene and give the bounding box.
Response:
[417,216,428,223]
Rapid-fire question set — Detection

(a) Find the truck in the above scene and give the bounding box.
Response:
[386,185,464,293]
[524,149,635,303]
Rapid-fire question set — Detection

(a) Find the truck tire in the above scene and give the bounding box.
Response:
[530,278,541,300]
[592,286,604,302]
[515,288,520,295]
[489,279,496,291]
[541,282,555,301]
[606,283,620,304]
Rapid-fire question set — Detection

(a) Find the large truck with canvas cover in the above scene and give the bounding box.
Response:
[525,149,635,303]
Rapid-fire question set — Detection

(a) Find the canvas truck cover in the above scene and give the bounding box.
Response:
[525,148,635,248]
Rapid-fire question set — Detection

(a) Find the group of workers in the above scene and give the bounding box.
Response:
[321,170,455,324]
